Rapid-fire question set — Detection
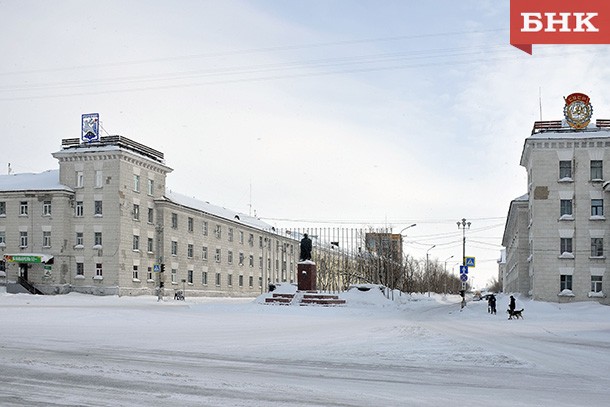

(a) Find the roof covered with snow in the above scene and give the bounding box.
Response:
[164,190,273,231]
[0,170,72,193]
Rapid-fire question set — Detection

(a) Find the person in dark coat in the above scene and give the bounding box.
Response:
[488,294,497,315]
[300,233,312,261]
[509,295,516,314]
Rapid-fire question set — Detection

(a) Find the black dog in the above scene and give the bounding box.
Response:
[507,308,524,320]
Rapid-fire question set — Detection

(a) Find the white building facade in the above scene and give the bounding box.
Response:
[512,109,610,303]
[0,136,297,296]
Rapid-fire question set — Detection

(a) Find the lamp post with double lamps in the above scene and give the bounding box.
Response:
[457,218,471,295]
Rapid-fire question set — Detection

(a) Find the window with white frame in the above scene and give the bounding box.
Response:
[132,235,140,251]
[591,238,604,257]
[147,237,154,253]
[133,204,140,220]
[95,170,103,188]
[592,199,604,216]
[147,266,152,281]
[202,246,208,261]
[19,231,28,247]
[96,263,103,276]
[171,241,178,256]
[187,270,193,284]
[248,234,254,247]
[133,174,140,192]
[94,232,103,247]
[560,199,573,217]
[228,228,234,242]
[202,271,208,285]
[42,201,51,216]
[215,248,221,263]
[76,262,84,276]
[75,232,84,247]
[591,160,603,181]
[188,217,194,232]
[228,250,233,264]
[0,201,5,216]
[215,225,221,239]
[19,201,28,216]
[171,213,178,229]
[76,171,84,188]
[147,179,154,195]
[187,244,193,258]
[171,269,177,283]
[42,231,51,248]
[75,201,84,217]
[560,238,573,255]
[239,231,244,244]
[591,276,603,293]
[133,265,139,280]
[560,274,573,291]
[148,207,154,224]
[94,200,103,216]
[559,160,572,179]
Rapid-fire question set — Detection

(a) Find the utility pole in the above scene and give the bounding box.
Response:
[426,245,435,297]
[457,218,471,307]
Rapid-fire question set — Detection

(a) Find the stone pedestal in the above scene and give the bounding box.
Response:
[297,261,316,291]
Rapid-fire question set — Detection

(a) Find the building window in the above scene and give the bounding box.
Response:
[187,270,193,284]
[147,267,152,281]
[203,221,208,236]
[147,237,154,253]
[133,174,140,192]
[215,272,221,286]
[0,231,6,245]
[94,200,103,216]
[42,231,51,248]
[133,204,140,220]
[76,171,84,188]
[19,201,28,216]
[76,262,84,276]
[559,160,572,179]
[19,231,28,247]
[0,201,5,216]
[227,274,233,286]
[95,170,103,188]
[560,199,573,217]
[249,275,254,287]
[171,269,177,284]
[591,160,603,181]
[171,213,178,229]
[188,217,194,232]
[75,232,84,247]
[249,234,254,247]
[239,231,244,244]
[259,256,263,269]
[228,250,233,264]
[228,228,234,242]
[591,276,603,293]
[75,201,84,217]
[591,199,604,217]
[94,232,103,247]
[239,275,244,287]
[202,271,208,285]
[560,274,573,291]
[171,241,178,256]
[187,244,193,258]
[202,246,208,261]
[215,248,221,263]
[147,179,154,196]
[560,238,573,255]
[239,252,244,266]
[96,263,103,276]
[42,201,52,216]
[215,225,221,239]
[148,208,154,224]
[133,265,139,280]
[259,236,263,249]
[249,255,254,267]
[132,235,140,251]
[591,238,604,257]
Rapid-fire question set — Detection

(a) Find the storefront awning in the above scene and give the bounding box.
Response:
[3,254,54,264]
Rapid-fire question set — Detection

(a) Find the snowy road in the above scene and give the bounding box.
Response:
[0,290,609,406]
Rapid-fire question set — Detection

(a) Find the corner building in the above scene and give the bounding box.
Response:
[0,136,297,296]
[514,118,610,303]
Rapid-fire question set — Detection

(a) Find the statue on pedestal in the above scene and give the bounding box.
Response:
[300,233,312,261]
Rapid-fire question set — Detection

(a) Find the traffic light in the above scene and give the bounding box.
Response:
[160,263,165,272]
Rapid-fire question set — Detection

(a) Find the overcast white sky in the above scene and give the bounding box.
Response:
[2,1,610,287]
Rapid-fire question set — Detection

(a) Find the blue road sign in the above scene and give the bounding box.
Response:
[460,265,468,274]
[465,257,475,267]
[460,274,468,282]
[153,264,161,272]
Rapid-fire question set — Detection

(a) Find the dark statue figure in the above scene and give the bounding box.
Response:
[300,233,312,261]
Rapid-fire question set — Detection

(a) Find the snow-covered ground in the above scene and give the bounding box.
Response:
[1,285,609,406]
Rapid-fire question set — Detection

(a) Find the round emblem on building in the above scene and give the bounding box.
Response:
[564,93,593,129]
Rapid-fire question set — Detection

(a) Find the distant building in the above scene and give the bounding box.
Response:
[0,135,297,296]
[364,232,402,262]
[504,94,610,303]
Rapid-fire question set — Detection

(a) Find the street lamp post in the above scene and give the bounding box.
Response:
[426,244,435,297]
[399,224,416,295]
[457,218,471,304]
[443,255,454,295]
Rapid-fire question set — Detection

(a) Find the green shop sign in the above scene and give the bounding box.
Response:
[5,255,43,263]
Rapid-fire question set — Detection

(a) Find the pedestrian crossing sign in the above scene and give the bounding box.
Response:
[465,257,475,267]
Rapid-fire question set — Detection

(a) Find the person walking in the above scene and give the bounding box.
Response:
[488,294,497,315]
[509,295,516,314]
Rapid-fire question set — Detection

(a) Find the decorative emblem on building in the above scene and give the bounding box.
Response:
[563,93,593,129]
[81,113,100,142]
